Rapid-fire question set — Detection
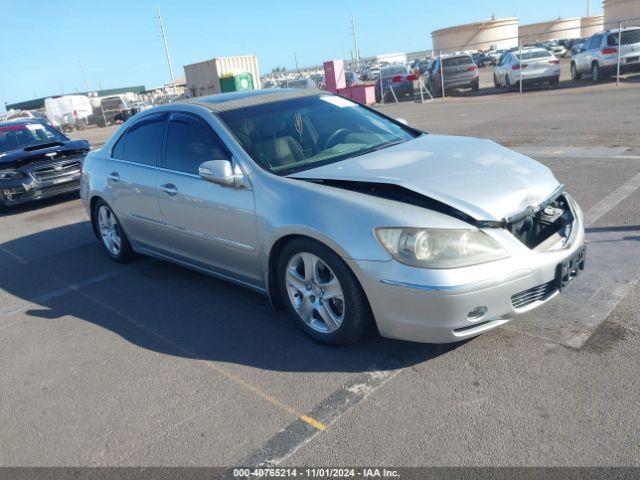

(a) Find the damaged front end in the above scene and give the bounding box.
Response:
[505,191,575,250]
[300,178,576,252]
[0,141,90,206]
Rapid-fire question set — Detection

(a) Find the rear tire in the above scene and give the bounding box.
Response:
[471,79,479,92]
[493,73,499,88]
[505,75,512,91]
[550,76,560,85]
[571,62,582,81]
[277,238,371,346]
[92,199,134,263]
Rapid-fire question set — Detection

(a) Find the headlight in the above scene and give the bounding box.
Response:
[375,228,508,269]
[0,170,26,180]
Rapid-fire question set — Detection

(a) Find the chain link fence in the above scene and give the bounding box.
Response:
[372,15,640,103]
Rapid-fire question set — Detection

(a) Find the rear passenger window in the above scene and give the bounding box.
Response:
[113,114,165,166]
[164,114,229,175]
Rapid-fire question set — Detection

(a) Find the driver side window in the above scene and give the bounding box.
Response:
[164,113,230,175]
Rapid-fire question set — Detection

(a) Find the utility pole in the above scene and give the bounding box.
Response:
[294,52,299,73]
[351,14,361,71]
[156,6,176,94]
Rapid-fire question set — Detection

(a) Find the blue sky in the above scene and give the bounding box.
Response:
[2,0,601,110]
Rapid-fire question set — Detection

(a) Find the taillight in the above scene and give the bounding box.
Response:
[601,47,617,55]
[512,64,525,70]
[548,59,560,64]
[392,75,403,83]
[406,74,418,81]
[467,66,477,72]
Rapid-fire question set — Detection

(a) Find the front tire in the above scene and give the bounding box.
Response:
[277,238,370,346]
[92,200,134,263]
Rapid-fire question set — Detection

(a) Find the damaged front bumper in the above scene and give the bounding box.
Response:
[0,158,84,207]
[348,194,586,344]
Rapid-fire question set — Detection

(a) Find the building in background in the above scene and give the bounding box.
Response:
[581,15,605,37]
[431,17,519,53]
[603,0,640,27]
[519,17,582,44]
[5,86,146,112]
[184,55,260,98]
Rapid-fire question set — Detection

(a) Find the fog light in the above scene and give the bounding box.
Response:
[467,306,487,321]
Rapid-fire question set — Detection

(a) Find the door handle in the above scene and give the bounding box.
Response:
[160,183,178,196]
[107,172,120,182]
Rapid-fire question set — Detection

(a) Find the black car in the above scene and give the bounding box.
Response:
[0,119,90,207]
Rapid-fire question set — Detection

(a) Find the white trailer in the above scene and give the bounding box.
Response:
[44,95,93,129]
[184,55,261,98]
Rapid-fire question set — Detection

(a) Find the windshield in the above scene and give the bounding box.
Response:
[218,94,418,175]
[0,122,67,153]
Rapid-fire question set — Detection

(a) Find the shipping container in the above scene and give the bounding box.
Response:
[184,55,261,98]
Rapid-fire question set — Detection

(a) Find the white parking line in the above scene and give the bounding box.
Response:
[585,171,640,226]
[0,267,136,320]
[512,146,640,159]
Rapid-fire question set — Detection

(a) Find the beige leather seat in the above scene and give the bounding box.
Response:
[253,120,305,168]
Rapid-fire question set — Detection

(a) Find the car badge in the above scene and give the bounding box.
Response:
[45,152,57,159]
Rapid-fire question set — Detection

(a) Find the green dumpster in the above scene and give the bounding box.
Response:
[220,72,254,93]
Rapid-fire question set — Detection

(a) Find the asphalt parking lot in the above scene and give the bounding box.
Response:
[2,83,640,467]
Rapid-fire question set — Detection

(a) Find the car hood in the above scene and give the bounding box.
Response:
[0,139,90,169]
[288,134,561,222]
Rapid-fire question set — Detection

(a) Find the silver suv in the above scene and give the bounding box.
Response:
[571,27,640,82]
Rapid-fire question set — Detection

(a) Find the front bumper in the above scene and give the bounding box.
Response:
[0,158,83,207]
[350,196,586,343]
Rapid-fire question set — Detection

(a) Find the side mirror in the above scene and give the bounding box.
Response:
[396,118,409,126]
[199,159,237,186]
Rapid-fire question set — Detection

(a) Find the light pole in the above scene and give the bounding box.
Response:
[156,6,176,95]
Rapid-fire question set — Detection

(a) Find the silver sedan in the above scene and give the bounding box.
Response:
[80,90,586,345]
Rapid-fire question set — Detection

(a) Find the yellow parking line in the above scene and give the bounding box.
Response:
[74,288,327,431]
[300,415,327,431]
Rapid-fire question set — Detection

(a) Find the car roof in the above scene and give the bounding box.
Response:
[186,89,322,113]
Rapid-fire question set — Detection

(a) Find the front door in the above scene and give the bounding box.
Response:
[157,112,261,286]
[106,113,167,252]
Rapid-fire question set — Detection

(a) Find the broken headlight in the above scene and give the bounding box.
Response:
[375,228,508,269]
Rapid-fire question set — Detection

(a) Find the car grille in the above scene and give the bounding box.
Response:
[32,161,82,182]
[511,280,557,309]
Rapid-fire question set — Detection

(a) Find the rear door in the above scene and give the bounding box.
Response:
[106,113,167,252]
[157,112,260,285]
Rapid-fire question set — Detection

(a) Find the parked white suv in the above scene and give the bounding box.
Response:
[571,27,640,82]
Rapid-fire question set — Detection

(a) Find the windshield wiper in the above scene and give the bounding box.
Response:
[350,140,406,158]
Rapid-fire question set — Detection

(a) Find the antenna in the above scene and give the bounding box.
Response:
[155,6,176,93]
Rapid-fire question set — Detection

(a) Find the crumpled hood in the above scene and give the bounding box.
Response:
[288,134,561,221]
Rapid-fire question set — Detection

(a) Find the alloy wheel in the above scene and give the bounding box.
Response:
[285,252,345,334]
[97,205,122,256]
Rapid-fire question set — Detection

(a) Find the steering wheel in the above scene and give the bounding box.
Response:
[323,128,350,149]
